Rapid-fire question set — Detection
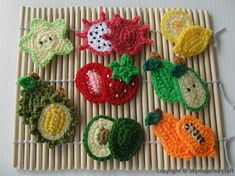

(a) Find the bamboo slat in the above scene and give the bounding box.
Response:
[13,6,225,171]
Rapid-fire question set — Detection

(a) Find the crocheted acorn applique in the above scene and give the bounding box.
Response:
[76,12,113,56]
[145,109,215,159]
[19,19,73,68]
[161,9,193,43]
[17,73,77,148]
[102,14,152,56]
[75,54,139,105]
[143,51,208,112]
[83,116,143,161]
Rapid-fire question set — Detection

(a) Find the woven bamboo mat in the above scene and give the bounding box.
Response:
[13,6,225,170]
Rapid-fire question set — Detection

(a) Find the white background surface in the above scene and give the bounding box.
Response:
[0,0,235,175]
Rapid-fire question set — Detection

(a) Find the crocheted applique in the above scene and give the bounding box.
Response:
[76,12,113,56]
[19,19,73,68]
[145,109,216,159]
[83,115,114,161]
[143,52,208,112]
[173,25,212,57]
[161,10,193,43]
[108,118,143,162]
[102,14,152,56]
[17,73,77,148]
[83,116,143,161]
[75,54,139,106]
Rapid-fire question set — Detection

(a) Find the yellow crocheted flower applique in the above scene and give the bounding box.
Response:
[19,18,73,68]
[173,25,212,57]
[161,10,193,43]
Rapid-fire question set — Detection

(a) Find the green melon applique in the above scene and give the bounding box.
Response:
[19,18,73,68]
[143,52,208,112]
[17,73,77,148]
[83,116,143,162]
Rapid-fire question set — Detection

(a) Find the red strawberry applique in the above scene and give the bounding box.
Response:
[75,54,139,106]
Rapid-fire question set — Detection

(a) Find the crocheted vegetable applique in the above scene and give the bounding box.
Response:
[143,52,208,112]
[102,14,152,56]
[19,19,73,68]
[160,10,212,58]
[75,54,139,105]
[173,25,212,57]
[76,12,113,56]
[17,73,77,148]
[83,116,143,161]
[145,109,215,159]
[161,9,193,43]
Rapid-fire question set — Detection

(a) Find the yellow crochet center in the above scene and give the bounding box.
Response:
[173,25,212,57]
[38,103,70,140]
[161,10,193,43]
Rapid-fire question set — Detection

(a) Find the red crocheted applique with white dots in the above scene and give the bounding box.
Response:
[76,12,113,56]
[103,14,153,56]
[75,62,139,106]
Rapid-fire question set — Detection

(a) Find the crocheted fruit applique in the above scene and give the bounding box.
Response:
[17,73,77,148]
[102,14,152,56]
[83,116,143,161]
[19,19,73,68]
[76,12,113,56]
[161,9,193,43]
[75,54,139,105]
[143,52,208,112]
[145,109,215,159]
[173,25,212,57]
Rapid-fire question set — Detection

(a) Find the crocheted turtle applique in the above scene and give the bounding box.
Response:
[83,116,143,161]
[17,73,77,148]
[145,109,215,159]
[76,12,113,56]
[75,54,139,105]
[19,19,73,68]
[143,52,208,112]
[161,10,212,58]
[103,13,152,56]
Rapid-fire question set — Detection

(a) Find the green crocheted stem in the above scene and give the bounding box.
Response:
[17,76,36,90]
[143,58,162,71]
[109,54,139,84]
[83,116,114,161]
[145,111,162,126]
[17,75,77,148]
[108,118,143,162]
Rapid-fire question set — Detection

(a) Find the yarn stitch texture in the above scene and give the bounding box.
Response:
[75,54,139,106]
[160,9,193,43]
[76,12,113,56]
[17,74,77,148]
[83,116,143,162]
[143,53,208,112]
[145,109,216,159]
[19,18,73,68]
[102,14,152,56]
[173,25,212,57]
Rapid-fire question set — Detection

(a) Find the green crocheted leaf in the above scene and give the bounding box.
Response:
[108,118,143,162]
[170,64,187,78]
[143,58,162,71]
[17,75,77,148]
[17,76,36,90]
[173,68,208,112]
[109,54,139,84]
[83,116,114,161]
[19,18,73,68]
[145,111,162,126]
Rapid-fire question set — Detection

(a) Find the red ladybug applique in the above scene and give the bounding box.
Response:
[75,54,139,105]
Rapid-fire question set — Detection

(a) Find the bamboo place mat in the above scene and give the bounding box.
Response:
[13,6,226,171]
